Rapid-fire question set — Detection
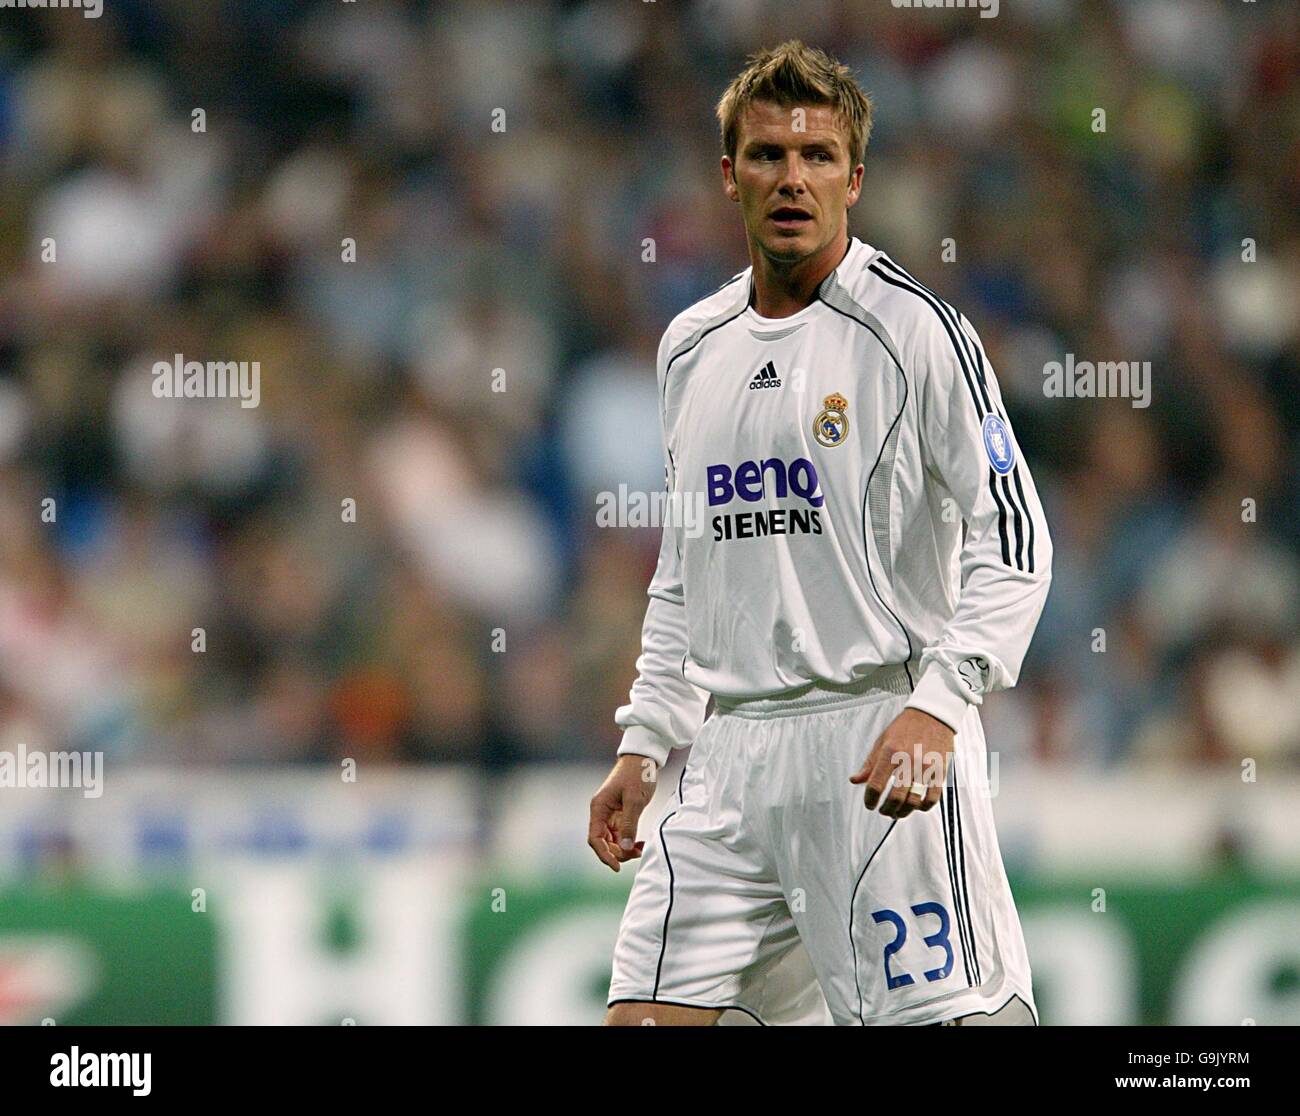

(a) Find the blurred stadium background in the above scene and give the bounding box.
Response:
[0,0,1297,1025]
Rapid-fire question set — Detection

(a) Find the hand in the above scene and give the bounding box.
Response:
[587,754,660,871]
[850,708,954,819]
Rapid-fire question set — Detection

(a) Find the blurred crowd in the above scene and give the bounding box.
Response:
[0,0,1296,771]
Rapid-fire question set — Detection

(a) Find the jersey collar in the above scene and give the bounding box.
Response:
[743,236,873,313]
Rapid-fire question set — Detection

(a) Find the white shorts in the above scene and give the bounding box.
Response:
[608,665,1037,1026]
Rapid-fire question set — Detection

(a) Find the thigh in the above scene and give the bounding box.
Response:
[844,793,978,1021]
[848,705,1029,1023]
[773,696,1018,1025]
[608,715,799,1020]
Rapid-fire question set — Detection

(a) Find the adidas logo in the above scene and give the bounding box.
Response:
[748,361,782,390]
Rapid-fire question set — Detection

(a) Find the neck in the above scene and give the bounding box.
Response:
[748,229,852,318]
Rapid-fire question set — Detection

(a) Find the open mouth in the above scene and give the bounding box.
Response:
[769,207,813,229]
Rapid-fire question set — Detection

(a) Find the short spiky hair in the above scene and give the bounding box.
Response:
[716,40,873,171]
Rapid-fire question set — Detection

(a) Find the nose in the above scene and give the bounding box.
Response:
[776,151,807,198]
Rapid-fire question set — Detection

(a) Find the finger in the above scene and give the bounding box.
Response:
[894,780,928,820]
[604,821,642,866]
[862,751,894,810]
[849,733,884,786]
[588,804,621,871]
[848,753,875,785]
[587,833,621,871]
[619,803,648,849]
[607,828,647,864]
[885,744,934,818]
[878,751,919,817]
[917,751,948,812]
[606,833,646,864]
[605,818,636,863]
[878,774,912,818]
[589,827,621,870]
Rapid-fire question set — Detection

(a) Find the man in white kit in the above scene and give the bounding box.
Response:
[588,40,1051,1027]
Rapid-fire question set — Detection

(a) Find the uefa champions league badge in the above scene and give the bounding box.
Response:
[957,655,990,694]
[813,392,849,448]
[981,413,1015,474]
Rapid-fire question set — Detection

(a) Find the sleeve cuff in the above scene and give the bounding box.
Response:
[904,665,972,734]
[616,726,673,768]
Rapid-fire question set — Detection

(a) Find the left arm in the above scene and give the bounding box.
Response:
[856,310,1052,817]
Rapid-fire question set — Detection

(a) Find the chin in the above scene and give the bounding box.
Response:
[759,228,818,260]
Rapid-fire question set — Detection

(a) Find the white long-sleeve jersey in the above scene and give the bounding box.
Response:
[615,237,1052,767]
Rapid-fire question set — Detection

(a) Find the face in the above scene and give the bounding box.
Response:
[722,100,863,263]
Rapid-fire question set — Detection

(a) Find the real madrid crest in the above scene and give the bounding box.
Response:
[813,392,849,448]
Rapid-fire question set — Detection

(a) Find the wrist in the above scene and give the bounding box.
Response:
[616,726,671,768]
[904,665,970,734]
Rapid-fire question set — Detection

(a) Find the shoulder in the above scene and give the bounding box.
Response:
[657,269,751,373]
[830,245,974,367]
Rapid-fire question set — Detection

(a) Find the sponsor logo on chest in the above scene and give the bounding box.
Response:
[704,456,824,542]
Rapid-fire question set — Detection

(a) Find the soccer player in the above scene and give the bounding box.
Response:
[588,41,1051,1027]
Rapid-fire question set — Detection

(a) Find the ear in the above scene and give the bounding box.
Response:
[845,162,865,208]
[721,156,739,202]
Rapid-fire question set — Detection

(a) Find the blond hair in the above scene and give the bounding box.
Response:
[716,41,873,172]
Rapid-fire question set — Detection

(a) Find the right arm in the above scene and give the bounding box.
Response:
[588,330,710,871]
[611,485,710,769]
